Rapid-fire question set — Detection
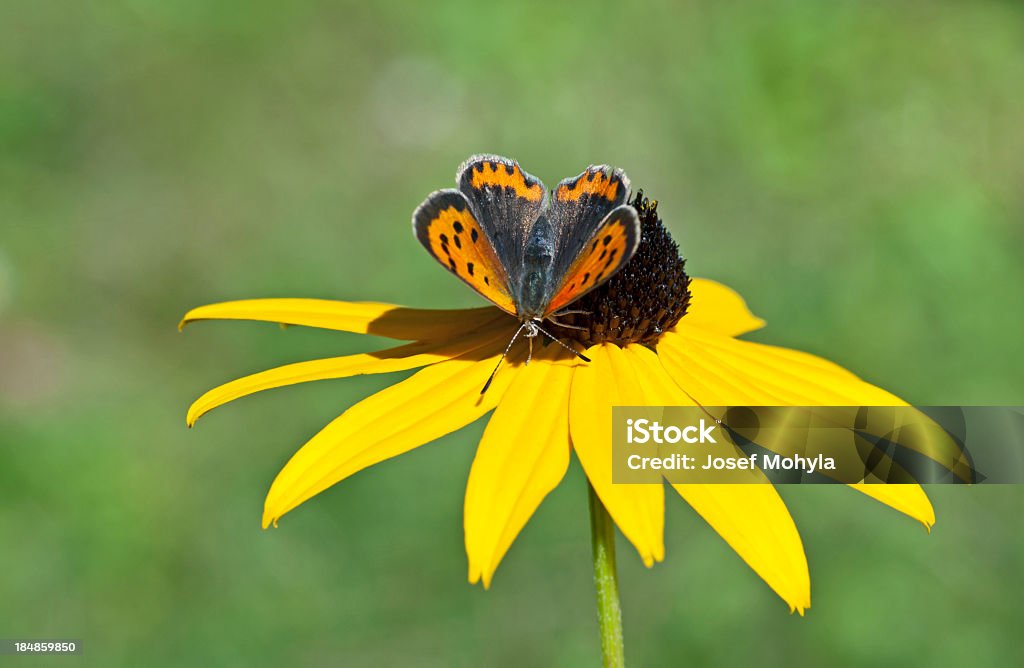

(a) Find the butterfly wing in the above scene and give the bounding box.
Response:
[542,165,640,316]
[543,204,640,316]
[413,189,518,315]
[456,154,546,279]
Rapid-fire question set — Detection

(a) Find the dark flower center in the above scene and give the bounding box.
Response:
[549,191,691,346]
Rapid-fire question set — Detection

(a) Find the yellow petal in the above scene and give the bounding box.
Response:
[658,326,935,528]
[659,323,904,405]
[625,345,811,613]
[187,321,513,426]
[464,344,577,588]
[848,483,936,531]
[181,298,504,341]
[570,343,664,566]
[621,344,698,405]
[263,341,520,527]
[671,484,811,614]
[681,278,766,337]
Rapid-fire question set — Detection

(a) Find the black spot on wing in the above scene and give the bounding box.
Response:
[467,262,475,276]
[456,155,545,281]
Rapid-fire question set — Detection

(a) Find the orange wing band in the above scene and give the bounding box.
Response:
[420,199,518,315]
[468,160,545,202]
[544,215,637,316]
[555,168,622,203]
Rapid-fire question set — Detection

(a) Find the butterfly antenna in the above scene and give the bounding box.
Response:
[533,322,591,363]
[481,323,527,395]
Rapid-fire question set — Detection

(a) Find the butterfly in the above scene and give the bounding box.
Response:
[413,154,641,391]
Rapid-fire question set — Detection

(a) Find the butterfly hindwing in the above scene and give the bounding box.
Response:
[553,164,629,206]
[457,155,547,276]
[551,165,629,227]
[412,189,518,315]
[543,204,641,317]
[547,165,631,287]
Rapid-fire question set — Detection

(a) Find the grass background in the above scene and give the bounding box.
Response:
[2,1,1022,665]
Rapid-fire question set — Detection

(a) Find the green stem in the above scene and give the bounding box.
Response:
[588,482,625,668]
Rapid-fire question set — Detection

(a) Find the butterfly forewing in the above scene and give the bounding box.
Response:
[412,189,518,315]
[543,204,641,317]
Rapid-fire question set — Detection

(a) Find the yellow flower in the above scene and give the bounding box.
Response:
[181,198,933,617]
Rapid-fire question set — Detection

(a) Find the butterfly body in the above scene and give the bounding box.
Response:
[413,155,641,331]
[517,214,558,319]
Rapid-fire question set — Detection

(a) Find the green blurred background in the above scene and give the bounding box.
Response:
[2,0,1022,665]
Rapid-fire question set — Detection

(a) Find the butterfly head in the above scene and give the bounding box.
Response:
[522,318,542,339]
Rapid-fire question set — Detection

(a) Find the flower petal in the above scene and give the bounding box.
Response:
[621,343,697,406]
[658,325,935,528]
[671,484,812,614]
[847,483,936,531]
[262,341,519,528]
[625,345,811,613]
[681,278,766,337]
[464,344,577,588]
[187,321,513,427]
[570,343,664,566]
[659,323,905,405]
[181,299,503,341]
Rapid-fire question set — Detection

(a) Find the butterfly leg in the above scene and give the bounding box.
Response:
[530,320,592,363]
[551,308,592,317]
[545,315,588,331]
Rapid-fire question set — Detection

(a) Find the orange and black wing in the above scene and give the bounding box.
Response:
[413,189,518,315]
[543,205,641,316]
[547,164,631,283]
[541,165,637,315]
[456,154,547,277]
[553,164,629,210]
